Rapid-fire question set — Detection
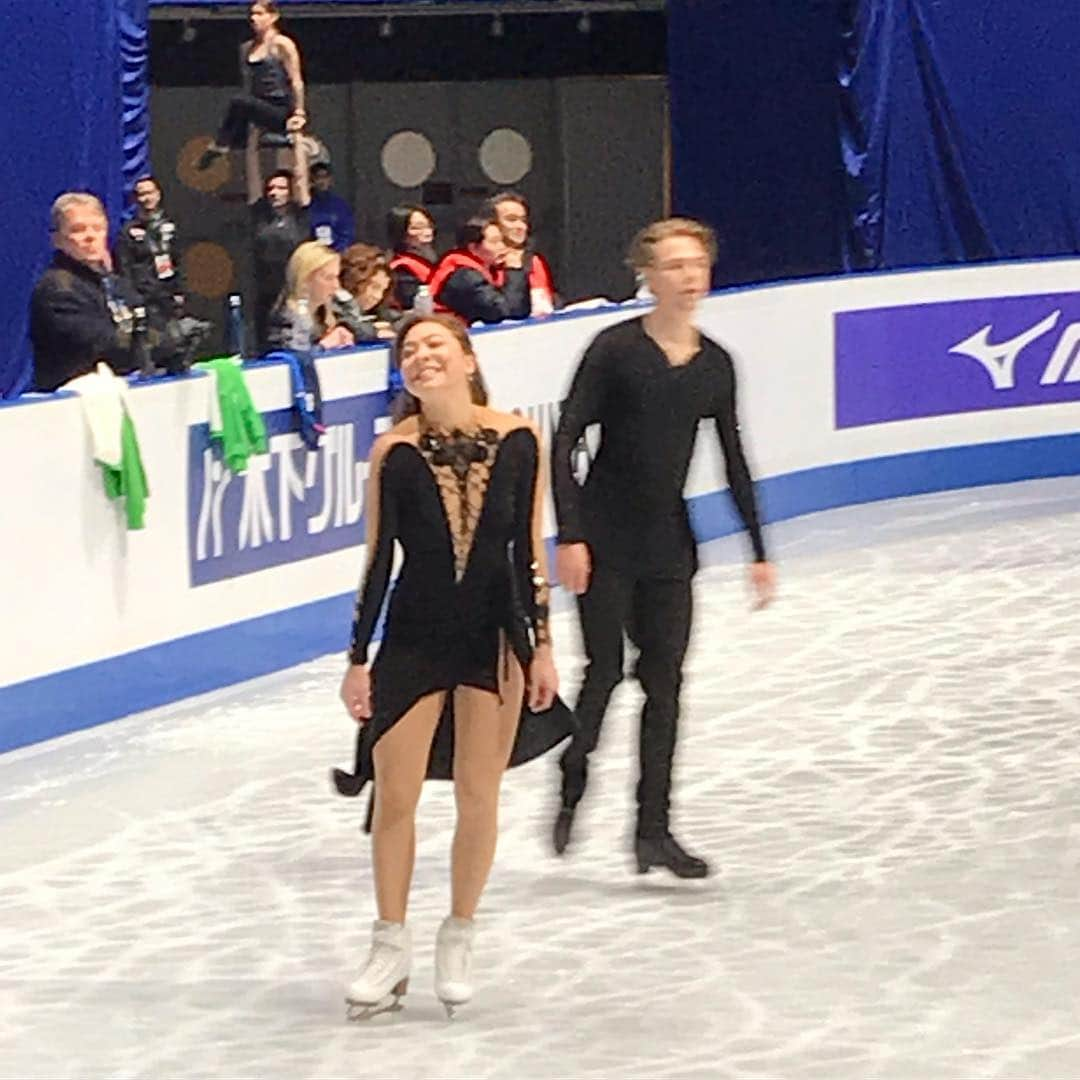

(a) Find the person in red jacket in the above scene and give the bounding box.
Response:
[386,204,437,310]
[428,215,529,325]
[486,191,557,316]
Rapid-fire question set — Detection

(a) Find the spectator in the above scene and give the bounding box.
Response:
[250,159,311,348]
[30,193,142,391]
[197,1,306,171]
[265,240,354,353]
[115,175,185,325]
[309,162,356,252]
[386,204,436,310]
[339,243,397,340]
[486,190,556,316]
[428,215,529,326]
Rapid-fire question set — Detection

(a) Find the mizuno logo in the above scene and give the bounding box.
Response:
[949,310,1080,390]
[948,311,1061,390]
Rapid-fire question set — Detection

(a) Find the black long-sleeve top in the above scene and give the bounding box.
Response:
[30,252,141,391]
[551,316,766,577]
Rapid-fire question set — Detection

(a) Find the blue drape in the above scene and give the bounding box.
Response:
[0,0,149,398]
[840,0,1080,271]
[667,0,844,286]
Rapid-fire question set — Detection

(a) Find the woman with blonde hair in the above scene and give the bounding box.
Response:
[333,312,574,1019]
[264,240,355,352]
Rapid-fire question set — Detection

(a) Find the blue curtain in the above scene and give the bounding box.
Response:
[840,0,1080,271]
[0,0,149,398]
[667,0,845,286]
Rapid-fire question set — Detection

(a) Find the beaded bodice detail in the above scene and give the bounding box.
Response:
[417,421,502,581]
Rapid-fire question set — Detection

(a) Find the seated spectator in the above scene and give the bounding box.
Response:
[30,193,143,391]
[264,240,354,353]
[309,162,356,252]
[115,175,186,325]
[486,190,557,316]
[339,243,397,340]
[250,155,311,349]
[386,204,437,309]
[428,215,529,325]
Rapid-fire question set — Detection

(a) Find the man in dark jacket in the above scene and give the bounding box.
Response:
[428,215,529,325]
[30,193,142,392]
[115,175,185,325]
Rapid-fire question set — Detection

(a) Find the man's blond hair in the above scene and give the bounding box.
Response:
[627,217,718,271]
[50,192,106,233]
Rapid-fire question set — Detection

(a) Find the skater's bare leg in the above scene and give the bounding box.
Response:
[449,661,523,919]
[371,692,446,922]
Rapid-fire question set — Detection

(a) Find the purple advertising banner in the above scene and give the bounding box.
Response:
[834,291,1080,428]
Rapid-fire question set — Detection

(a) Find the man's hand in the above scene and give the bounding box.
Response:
[340,664,372,723]
[749,561,777,610]
[286,111,306,133]
[556,543,592,596]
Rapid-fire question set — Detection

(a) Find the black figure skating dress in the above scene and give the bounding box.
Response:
[333,416,574,802]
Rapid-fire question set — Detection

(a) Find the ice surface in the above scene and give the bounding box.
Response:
[3,478,1080,1079]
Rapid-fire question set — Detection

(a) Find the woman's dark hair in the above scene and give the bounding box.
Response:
[457,214,499,250]
[390,313,490,421]
[252,1,281,15]
[386,204,434,254]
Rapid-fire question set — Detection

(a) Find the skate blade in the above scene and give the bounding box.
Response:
[440,999,469,1020]
[345,979,408,1022]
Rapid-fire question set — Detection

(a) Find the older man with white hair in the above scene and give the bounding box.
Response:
[29,193,143,392]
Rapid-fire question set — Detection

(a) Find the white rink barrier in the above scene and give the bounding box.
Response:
[5,258,1080,751]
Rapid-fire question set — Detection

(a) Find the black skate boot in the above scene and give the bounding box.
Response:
[553,758,587,855]
[634,833,710,879]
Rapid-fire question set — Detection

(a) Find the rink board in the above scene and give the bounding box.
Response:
[4,258,1080,751]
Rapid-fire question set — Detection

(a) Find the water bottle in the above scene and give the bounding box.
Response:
[413,284,434,316]
[291,297,314,353]
[131,305,154,378]
[224,293,248,358]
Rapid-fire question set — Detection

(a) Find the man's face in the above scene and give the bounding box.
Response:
[134,181,161,215]
[495,200,529,249]
[642,235,712,313]
[56,205,110,268]
[474,224,508,268]
[311,169,333,195]
[266,176,291,208]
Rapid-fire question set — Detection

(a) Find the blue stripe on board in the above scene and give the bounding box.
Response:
[4,431,1080,754]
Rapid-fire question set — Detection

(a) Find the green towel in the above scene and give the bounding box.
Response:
[100,410,150,530]
[195,358,269,473]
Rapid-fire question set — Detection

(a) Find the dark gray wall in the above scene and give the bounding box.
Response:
[150,75,667,334]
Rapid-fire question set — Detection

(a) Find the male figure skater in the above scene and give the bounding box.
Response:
[551,217,776,878]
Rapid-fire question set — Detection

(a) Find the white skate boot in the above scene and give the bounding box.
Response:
[345,920,412,1021]
[434,916,475,1018]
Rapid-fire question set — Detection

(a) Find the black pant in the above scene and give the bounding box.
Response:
[560,563,693,838]
[216,94,290,150]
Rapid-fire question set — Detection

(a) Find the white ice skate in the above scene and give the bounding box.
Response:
[434,916,475,1018]
[345,920,412,1021]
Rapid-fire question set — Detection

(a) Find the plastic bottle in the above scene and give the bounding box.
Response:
[224,293,248,359]
[413,285,434,316]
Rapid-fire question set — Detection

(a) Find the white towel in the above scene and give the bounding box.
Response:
[63,363,135,469]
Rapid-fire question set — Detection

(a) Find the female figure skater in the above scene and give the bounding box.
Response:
[335,313,573,1019]
[197,1,306,172]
